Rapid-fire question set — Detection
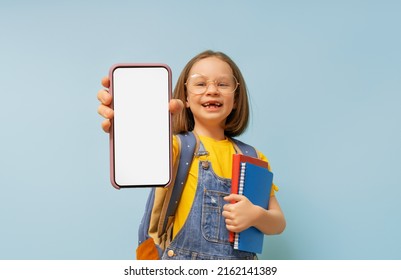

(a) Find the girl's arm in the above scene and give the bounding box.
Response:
[223,194,286,235]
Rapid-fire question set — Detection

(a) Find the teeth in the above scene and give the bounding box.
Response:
[203,102,221,107]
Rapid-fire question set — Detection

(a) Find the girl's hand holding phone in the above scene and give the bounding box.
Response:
[97,76,183,133]
[97,77,113,133]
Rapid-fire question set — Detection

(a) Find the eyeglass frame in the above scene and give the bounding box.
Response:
[184,73,240,95]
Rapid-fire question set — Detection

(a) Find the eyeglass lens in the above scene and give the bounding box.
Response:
[186,74,238,95]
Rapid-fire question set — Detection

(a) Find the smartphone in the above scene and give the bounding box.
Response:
[109,64,172,189]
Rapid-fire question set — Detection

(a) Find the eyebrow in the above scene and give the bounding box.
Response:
[189,73,234,78]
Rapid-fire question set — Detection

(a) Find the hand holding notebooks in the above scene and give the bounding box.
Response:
[230,154,273,253]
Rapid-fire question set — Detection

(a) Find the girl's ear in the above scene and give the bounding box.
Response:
[186,98,190,108]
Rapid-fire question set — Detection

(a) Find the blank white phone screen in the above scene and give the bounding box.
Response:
[111,65,171,188]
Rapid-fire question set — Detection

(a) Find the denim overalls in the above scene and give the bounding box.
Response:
[161,141,256,260]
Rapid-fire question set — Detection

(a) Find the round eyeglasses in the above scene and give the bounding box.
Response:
[185,74,239,95]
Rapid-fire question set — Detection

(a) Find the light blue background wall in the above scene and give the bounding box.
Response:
[1,0,400,260]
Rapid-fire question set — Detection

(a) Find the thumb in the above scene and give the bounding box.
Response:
[169,99,184,115]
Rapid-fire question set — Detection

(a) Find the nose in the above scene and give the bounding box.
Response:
[205,81,219,95]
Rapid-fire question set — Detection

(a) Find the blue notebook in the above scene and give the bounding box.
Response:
[233,162,273,254]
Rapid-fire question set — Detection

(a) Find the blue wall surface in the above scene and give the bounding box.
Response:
[1,0,400,260]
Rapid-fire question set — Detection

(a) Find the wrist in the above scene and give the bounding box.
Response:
[252,205,266,228]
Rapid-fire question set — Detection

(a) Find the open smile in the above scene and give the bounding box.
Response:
[202,102,222,108]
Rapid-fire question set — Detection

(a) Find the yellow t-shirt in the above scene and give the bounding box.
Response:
[171,134,278,238]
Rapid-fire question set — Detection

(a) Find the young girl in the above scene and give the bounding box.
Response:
[97,50,286,260]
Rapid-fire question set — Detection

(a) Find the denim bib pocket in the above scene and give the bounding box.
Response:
[201,189,231,244]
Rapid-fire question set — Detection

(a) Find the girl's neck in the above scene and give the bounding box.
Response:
[193,124,225,141]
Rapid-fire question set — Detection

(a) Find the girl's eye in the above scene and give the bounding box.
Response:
[218,79,233,87]
[195,82,206,87]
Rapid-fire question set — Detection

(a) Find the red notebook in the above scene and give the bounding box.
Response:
[229,154,269,243]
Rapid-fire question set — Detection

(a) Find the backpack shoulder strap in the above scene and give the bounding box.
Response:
[158,131,198,235]
[230,138,258,158]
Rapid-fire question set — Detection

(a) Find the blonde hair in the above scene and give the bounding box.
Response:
[172,50,250,137]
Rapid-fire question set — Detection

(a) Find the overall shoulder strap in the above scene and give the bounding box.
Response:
[159,131,198,234]
[230,138,258,158]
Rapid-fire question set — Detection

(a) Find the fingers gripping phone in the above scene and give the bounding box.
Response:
[109,64,172,189]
